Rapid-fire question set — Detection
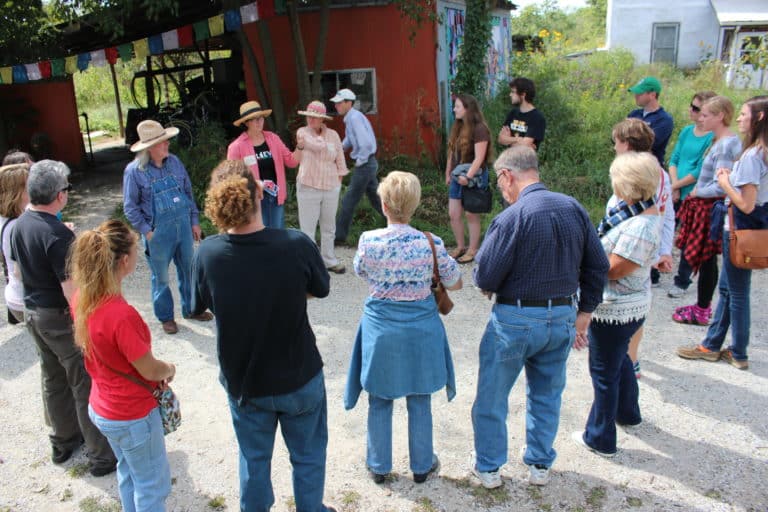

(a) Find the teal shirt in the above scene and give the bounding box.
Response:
[668,124,713,200]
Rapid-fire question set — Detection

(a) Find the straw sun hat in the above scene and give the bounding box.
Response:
[297,101,332,121]
[130,120,179,152]
[233,101,273,127]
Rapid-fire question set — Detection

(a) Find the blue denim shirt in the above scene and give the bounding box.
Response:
[344,296,456,409]
[123,154,199,235]
[342,108,377,167]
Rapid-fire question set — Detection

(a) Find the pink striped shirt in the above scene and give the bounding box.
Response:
[296,125,349,190]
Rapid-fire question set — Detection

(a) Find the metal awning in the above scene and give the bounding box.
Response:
[710,0,768,26]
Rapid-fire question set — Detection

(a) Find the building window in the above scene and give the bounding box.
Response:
[651,23,679,64]
[311,68,377,114]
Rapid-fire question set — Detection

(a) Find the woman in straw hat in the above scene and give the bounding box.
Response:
[227,100,302,229]
[123,119,214,335]
[295,100,349,274]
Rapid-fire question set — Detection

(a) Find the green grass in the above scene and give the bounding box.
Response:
[66,463,90,478]
[78,496,121,512]
[412,497,438,512]
[207,494,226,509]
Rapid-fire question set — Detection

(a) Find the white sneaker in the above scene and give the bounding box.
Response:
[667,285,687,298]
[571,431,616,458]
[528,464,550,486]
[472,467,503,489]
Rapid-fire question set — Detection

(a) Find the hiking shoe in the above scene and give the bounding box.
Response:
[368,468,387,484]
[633,360,642,379]
[184,311,214,321]
[51,446,75,464]
[720,349,749,370]
[414,455,440,483]
[672,304,711,325]
[528,464,550,486]
[162,320,178,334]
[677,344,721,362]
[326,264,346,274]
[571,431,616,458]
[89,462,117,477]
[667,285,688,298]
[472,466,503,489]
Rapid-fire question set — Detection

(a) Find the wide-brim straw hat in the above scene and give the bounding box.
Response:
[130,120,179,152]
[234,101,273,126]
[297,100,332,121]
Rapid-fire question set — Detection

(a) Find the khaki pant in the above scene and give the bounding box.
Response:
[297,182,341,267]
[25,306,115,467]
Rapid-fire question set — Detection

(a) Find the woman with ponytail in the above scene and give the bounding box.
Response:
[71,219,175,512]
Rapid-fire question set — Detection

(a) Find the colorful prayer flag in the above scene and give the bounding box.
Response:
[240,2,259,23]
[208,14,225,37]
[162,29,179,50]
[224,9,242,31]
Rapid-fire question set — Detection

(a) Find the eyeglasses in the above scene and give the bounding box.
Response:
[60,183,73,193]
[690,103,701,113]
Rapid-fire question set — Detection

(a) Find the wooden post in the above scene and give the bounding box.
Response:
[145,56,155,109]
[109,62,125,137]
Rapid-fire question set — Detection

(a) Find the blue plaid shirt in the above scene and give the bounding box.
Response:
[474,183,609,313]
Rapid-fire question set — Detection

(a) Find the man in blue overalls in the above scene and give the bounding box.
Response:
[124,120,213,334]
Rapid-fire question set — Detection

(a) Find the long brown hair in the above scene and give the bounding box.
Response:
[70,220,137,355]
[740,95,768,162]
[447,94,492,166]
[0,164,29,218]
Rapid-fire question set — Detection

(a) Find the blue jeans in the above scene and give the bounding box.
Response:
[367,393,433,475]
[335,158,383,240]
[261,193,285,229]
[88,406,170,512]
[583,318,644,454]
[472,303,576,471]
[144,217,194,322]
[228,371,331,512]
[702,232,752,360]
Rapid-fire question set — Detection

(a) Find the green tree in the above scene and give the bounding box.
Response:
[453,0,492,98]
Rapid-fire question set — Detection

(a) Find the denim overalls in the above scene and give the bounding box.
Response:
[144,170,194,322]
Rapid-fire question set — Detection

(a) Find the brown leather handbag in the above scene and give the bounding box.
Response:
[728,205,768,270]
[424,231,454,315]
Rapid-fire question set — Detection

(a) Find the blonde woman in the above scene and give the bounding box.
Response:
[295,101,349,273]
[71,220,175,512]
[574,152,661,457]
[345,171,462,484]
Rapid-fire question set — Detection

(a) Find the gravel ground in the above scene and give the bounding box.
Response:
[0,164,766,512]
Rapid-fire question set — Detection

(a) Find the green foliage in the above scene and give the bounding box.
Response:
[452,0,491,98]
[50,0,179,40]
[511,0,606,52]
[0,1,59,65]
[172,121,228,236]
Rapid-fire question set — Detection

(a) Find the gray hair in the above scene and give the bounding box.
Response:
[27,160,70,206]
[494,146,539,175]
[136,150,150,170]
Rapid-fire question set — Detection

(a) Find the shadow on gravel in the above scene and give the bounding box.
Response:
[619,420,767,510]
[639,360,767,439]
[0,326,37,379]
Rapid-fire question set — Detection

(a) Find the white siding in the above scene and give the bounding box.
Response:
[607,0,721,68]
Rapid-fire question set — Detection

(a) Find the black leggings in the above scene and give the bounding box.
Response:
[696,256,719,309]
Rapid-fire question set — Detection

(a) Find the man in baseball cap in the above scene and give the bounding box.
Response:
[627,76,673,167]
[330,89,384,243]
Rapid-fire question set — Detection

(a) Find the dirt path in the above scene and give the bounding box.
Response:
[1,164,766,511]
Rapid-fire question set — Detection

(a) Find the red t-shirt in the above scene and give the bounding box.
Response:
[74,294,157,420]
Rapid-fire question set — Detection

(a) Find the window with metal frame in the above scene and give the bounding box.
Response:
[310,68,377,114]
[651,23,680,64]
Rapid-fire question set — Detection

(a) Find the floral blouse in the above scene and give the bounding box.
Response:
[354,224,461,301]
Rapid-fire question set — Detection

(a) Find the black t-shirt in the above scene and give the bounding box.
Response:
[9,210,74,308]
[191,228,330,400]
[503,108,546,149]
[254,142,276,183]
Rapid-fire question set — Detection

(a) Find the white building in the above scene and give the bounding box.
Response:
[606,0,768,88]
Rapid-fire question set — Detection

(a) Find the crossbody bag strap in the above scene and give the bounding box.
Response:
[0,217,15,283]
[728,205,736,240]
[89,346,158,397]
[423,231,440,287]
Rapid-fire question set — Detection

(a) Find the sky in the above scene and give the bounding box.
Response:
[512,0,588,12]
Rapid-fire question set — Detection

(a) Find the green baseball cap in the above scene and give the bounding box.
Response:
[628,76,662,94]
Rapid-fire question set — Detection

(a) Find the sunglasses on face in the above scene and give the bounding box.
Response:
[60,183,73,193]
[690,104,701,113]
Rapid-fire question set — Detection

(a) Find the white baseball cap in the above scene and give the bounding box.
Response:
[330,88,356,103]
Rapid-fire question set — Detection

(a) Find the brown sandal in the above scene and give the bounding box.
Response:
[449,247,467,259]
[457,250,476,264]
